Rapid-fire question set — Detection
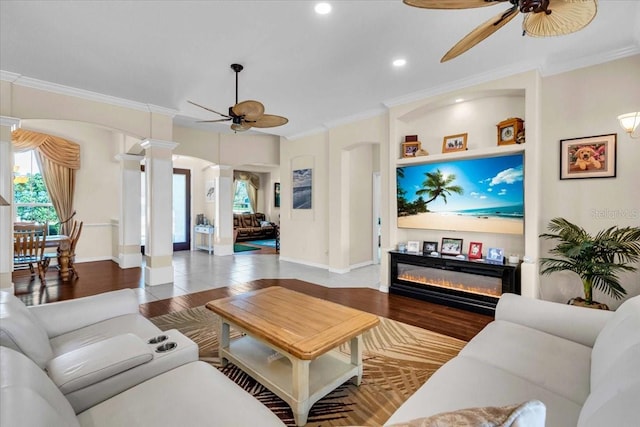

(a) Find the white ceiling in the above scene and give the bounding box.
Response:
[1,1,639,139]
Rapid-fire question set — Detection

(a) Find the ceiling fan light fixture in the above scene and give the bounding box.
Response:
[231,122,249,132]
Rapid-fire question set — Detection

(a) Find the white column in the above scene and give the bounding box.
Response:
[0,117,20,291]
[140,139,178,286]
[212,165,234,256]
[115,153,143,269]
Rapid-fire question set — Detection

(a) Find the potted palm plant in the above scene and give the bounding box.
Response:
[540,217,640,308]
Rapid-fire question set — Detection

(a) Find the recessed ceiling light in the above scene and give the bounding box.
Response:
[455,98,464,103]
[315,3,332,15]
[392,58,407,67]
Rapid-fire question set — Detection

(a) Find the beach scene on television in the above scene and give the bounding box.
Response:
[397,153,524,235]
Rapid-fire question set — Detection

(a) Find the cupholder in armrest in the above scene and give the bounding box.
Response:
[155,342,177,353]
[148,334,169,344]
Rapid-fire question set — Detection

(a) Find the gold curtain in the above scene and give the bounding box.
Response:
[12,129,80,235]
[233,171,259,213]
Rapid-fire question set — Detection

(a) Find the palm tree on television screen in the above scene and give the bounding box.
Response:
[416,169,464,210]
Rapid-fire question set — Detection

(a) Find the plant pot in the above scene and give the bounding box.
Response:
[568,297,609,310]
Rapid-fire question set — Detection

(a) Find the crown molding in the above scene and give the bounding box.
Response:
[540,44,640,77]
[323,106,387,130]
[285,126,328,141]
[383,59,541,109]
[0,70,178,117]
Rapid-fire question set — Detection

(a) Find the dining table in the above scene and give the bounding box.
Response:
[44,235,72,281]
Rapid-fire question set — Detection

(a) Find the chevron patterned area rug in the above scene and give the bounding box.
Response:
[150,306,465,426]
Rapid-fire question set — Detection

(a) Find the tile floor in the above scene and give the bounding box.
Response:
[134,250,382,304]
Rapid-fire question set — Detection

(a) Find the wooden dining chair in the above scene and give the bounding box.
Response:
[13,229,48,284]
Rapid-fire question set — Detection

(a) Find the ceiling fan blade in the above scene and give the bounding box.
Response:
[441,6,519,62]
[232,100,265,121]
[250,114,289,128]
[403,0,503,9]
[188,100,231,118]
[523,0,597,37]
[196,118,231,123]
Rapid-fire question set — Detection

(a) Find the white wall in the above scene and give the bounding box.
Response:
[18,120,120,263]
[539,55,640,308]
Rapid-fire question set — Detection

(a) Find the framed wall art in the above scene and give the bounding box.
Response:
[205,180,215,203]
[292,169,312,209]
[274,182,280,207]
[441,237,463,256]
[442,133,467,153]
[560,134,616,180]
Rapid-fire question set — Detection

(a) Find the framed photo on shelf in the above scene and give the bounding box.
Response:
[422,241,438,254]
[402,141,421,158]
[406,240,421,253]
[560,134,616,180]
[486,247,504,264]
[468,241,483,259]
[441,237,463,256]
[442,133,467,153]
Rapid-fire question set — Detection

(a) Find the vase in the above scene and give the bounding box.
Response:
[568,297,609,310]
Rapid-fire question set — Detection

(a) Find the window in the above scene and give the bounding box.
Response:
[13,151,60,234]
[233,180,253,213]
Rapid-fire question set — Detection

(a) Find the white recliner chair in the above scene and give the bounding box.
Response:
[0,289,197,412]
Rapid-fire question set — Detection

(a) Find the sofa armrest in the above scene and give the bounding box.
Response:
[28,289,140,338]
[495,293,614,347]
[46,333,153,395]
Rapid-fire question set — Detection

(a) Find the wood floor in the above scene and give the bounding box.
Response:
[12,258,493,342]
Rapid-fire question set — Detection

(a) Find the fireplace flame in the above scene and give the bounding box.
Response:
[398,272,501,297]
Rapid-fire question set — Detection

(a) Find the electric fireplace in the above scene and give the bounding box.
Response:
[390,251,520,315]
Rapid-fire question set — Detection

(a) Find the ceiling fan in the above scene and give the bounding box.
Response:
[404,0,598,62]
[189,63,288,132]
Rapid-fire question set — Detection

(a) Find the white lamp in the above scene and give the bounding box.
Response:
[617,112,639,139]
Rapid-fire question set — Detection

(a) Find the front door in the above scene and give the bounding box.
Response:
[141,167,191,252]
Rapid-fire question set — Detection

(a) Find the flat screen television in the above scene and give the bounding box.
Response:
[397,153,524,235]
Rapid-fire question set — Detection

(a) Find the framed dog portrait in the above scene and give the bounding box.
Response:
[560,134,616,180]
[442,133,467,153]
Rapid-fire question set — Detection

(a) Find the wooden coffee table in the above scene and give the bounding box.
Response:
[205,286,379,426]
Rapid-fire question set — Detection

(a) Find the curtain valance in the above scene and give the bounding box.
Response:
[12,129,81,170]
[234,171,259,189]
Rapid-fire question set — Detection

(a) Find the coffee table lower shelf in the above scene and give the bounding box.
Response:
[221,335,361,426]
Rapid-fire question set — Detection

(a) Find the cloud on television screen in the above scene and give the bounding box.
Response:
[489,165,523,186]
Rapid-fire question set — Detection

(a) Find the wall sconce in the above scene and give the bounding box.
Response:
[617,112,639,139]
[0,195,9,206]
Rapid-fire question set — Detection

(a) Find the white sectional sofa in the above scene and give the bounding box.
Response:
[1,346,286,427]
[385,293,640,427]
[0,289,286,427]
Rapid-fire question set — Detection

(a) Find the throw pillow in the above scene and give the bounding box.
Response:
[260,221,272,227]
[386,400,545,427]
